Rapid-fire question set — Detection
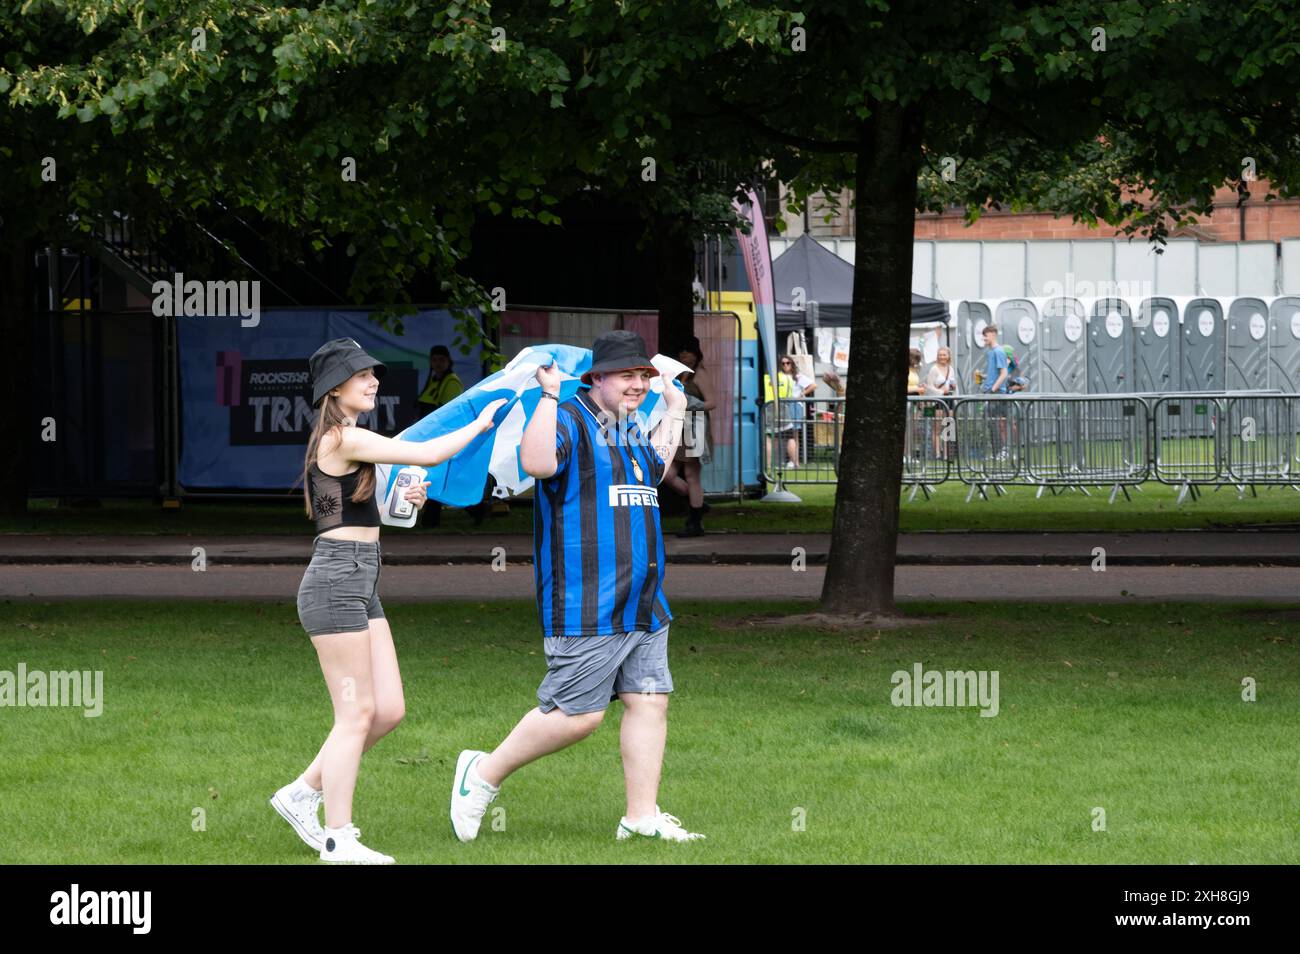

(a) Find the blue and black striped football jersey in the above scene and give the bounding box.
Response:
[533,389,672,637]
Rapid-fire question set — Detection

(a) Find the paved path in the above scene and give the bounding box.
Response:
[1,530,1296,566]
[1,564,1295,603]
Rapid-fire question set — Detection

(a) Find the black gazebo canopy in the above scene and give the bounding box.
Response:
[773,233,948,332]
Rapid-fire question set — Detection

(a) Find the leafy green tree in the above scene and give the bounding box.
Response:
[700,0,1300,615]
[9,0,1298,636]
[1,0,576,510]
[1,0,784,510]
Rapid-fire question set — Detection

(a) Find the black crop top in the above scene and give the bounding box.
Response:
[308,462,381,533]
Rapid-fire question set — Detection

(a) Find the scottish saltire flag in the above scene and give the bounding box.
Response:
[375,344,690,520]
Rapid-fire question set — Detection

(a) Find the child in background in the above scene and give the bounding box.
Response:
[1002,345,1030,392]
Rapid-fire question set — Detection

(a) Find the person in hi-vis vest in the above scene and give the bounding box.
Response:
[763,357,813,472]
[418,345,478,527]
[418,345,464,416]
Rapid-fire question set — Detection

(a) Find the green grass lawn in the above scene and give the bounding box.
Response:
[2,600,1297,864]
[7,477,1299,537]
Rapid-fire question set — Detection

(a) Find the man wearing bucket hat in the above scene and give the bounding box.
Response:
[450,330,706,844]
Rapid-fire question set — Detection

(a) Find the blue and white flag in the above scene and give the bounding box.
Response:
[375,343,690,520]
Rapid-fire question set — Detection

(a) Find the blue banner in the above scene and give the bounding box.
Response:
[178,308,483,489]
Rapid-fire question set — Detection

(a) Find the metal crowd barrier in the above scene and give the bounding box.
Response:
[971,394,1150,502]
[760,391,1300,504]
[760,395,957,499]
[1223,394,1296,488]
[760,395,845,487]
[1152,392,1298,502]
[901,398,955,498]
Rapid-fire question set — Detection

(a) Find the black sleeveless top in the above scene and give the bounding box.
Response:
[308,462,381,533]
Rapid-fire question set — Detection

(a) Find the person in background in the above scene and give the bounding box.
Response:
[763,358,794,473]
[662,336,715,537]
[1003,345,1030,392]
[764,356,816,470]
[818,370,847,459]
[925,346,958,459]
[907,348,926,396]
[905,348,925,461]
[981,325,1011,460]
[418,345,464,412]
[1001,344,1029,451]
[418,345,492,527]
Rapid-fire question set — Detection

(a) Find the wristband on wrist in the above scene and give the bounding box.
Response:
[539,391,559,402]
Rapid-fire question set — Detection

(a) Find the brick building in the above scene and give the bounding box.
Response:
[775,182,1300,244]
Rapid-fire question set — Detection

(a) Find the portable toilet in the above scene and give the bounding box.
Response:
[711,290,763,493]
[1268,295,1300,391]
[1178,297,1226,391]
[1037,296,1087,393]
[1133,297,1177,393]
[1087,297,1135,393]
[995,298,1039,389]
[1226,297,1271,390]
[956,300,993,394]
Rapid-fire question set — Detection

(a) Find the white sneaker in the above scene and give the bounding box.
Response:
[616,806,706,842]
[270,779,325,851]
[450,749,499,843]
[319,824,394,864]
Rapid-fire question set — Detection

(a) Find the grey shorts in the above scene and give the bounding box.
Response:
[537,624,673,715]
[296,537,385,637]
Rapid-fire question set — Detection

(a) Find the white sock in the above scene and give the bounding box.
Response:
[471,761,500,793]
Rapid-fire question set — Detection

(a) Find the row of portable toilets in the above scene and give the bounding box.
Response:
[942,296,1300,395]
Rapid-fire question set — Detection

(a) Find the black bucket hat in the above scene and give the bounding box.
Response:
[581,330,659,385]
[309,338,386,407]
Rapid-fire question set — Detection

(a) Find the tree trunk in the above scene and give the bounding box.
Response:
[650,209,697,356]
[0,230,36,516]
[819,103,924,615]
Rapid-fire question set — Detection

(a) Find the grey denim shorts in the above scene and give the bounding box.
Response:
[296,537,385,637]
[536,624,673,715]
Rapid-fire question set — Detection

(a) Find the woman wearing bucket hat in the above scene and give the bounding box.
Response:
[270,337,505,864]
